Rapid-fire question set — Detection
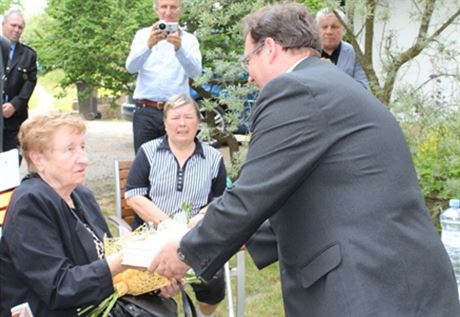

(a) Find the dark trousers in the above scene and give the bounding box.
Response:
[2,129,19,152]
[132,105,165,153]
[2,129,22,164]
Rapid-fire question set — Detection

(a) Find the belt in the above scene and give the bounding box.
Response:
[136,99,165,110]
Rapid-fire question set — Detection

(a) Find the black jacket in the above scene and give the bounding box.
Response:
[0,35,10,150]
[3,42,37,131]
[0,175,114,317]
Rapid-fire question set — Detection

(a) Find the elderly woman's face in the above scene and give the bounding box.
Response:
[164,103,200,145]
[35,125,89,190]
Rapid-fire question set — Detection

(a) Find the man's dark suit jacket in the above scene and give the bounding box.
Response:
[179,57,460,316]
[2,41,37,149]
[0,175,114,317]
[0,36,10,151]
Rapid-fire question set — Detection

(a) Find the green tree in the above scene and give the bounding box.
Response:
[29,0,154,109]
[0,0,21,14]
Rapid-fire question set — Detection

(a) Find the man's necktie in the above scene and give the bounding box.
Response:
[8,45,14,62]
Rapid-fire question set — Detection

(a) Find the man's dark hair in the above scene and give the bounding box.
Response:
[243,2,321,53]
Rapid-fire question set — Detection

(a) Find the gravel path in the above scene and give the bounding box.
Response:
[83,120,135,204]
[85,120,134,184]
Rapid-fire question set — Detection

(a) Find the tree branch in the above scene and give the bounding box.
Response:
[382,0,460,104]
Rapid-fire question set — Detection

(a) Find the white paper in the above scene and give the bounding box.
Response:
[0,149,20,191]
[11,302,34,317]
[122,220,189,268]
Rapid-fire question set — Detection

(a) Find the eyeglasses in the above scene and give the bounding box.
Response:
[240,42,265,71]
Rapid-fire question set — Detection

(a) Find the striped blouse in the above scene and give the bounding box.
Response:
[125,136,226,217]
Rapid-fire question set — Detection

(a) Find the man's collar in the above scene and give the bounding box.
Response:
[287,56,310,72]
[321,42,342,64]
[157,135,205,158]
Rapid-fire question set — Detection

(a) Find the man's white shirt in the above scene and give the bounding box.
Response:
[126,26,202,101]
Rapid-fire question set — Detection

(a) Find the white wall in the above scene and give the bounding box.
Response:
[354,0,460,102]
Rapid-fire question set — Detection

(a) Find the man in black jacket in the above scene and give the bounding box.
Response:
[0,35,10,152]
[2,9,37,153]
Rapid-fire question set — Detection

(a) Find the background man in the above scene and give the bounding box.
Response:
[126,0,202,153]
[150,3,460,317]
[316,8,369,89]
[2,9,37,153]
[0,35,10,152]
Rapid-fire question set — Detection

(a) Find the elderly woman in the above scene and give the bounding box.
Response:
[125,93,226,317]
[0,112,126,317]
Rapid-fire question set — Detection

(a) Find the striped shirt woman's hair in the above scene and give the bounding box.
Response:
[163,92,201,120]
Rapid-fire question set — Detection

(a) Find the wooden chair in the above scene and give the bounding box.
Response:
[113,159,246,317]
[114,160,136,227]
[0,188,15,237]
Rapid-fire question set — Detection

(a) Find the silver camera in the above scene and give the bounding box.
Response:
[157,20,178,34]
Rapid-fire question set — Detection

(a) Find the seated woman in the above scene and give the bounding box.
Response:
[0,112,175,317]
[125,93,227,317]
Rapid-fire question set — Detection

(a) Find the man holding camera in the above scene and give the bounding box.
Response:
[2,10,37,154]
[126,0,202,153]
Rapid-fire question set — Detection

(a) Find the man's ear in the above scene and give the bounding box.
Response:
[264,37,278,64]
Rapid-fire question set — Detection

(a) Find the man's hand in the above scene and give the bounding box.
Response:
[166,31,181,51]
[147,24,167,49]
[159,278,184,298]
[2,102,16,118]
[149,240,190,280]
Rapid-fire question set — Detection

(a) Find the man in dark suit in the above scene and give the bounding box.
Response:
[2,9,37,152]
[151,3,460,316]
[0,35,10,152]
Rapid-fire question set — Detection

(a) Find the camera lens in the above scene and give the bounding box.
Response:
[158,22,166,30]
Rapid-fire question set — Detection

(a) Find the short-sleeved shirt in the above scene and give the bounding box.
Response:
[125,136,226,218]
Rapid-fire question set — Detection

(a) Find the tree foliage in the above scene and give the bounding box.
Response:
[28,0,155,96]
[0,0,21,14]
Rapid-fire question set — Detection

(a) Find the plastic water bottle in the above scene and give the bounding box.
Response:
[440,198,460,298]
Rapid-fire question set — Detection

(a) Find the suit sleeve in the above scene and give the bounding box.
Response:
[245,220,279,269]
[4,191,114,309]
[179,74,330,279]
[10,47,37,112]
[352,58,369,90]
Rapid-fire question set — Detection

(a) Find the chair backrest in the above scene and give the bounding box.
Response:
[0,188,15,237]
[114,160,136,226]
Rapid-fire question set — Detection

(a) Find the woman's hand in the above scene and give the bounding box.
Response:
[106,251,125,276]
[187,206,208,228]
